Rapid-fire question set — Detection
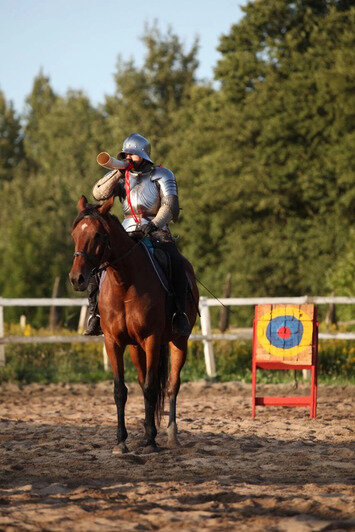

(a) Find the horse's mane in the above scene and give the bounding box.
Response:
[72,203,120,231]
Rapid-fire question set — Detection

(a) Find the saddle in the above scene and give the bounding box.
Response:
[153,247,172,281]
[140,237,172,294]
[129,230,173,289]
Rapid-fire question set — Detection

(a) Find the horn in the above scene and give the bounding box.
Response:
[96,152,130,170]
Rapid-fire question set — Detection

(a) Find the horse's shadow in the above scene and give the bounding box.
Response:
[1,419,353,490]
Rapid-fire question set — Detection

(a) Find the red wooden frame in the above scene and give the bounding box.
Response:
[252,306,318,418]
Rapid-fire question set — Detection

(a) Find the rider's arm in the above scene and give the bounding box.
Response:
[92,169,124,201]
[150,167,180,229]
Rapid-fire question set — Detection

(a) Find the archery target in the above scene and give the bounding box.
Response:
[256,305,314,361]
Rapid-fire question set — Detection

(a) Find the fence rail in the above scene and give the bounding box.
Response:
[0,296,354,374]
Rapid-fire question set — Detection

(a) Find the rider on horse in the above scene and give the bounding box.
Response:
[84,133,191,337]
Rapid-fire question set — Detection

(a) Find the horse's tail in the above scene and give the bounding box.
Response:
[155,343,169,426]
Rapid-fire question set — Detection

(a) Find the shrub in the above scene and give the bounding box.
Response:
[1,334,353,385]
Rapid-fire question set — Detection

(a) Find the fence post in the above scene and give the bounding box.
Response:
[20,315,26,329]
[77,305,88,333]
[103,344,109,372]
[199,297,216,378]
[0,299,5,367]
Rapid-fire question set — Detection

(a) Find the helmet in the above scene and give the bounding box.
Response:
[118,133,153,163]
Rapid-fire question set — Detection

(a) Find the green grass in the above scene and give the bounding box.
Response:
[0,326,353,385]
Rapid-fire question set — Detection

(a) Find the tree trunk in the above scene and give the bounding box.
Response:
[325,292,337,326]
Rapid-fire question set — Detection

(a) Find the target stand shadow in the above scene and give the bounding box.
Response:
[252,304,318,419]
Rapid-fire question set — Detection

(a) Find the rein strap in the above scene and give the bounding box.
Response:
[92,240,142,276]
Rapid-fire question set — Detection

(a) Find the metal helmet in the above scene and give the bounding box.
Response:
[118,133,153,163]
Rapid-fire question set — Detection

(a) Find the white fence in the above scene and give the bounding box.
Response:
[0,296,354,375]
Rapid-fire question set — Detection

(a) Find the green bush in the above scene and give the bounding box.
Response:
[0,329,353,385]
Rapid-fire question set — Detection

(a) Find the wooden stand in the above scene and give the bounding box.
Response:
[252,305,318,418]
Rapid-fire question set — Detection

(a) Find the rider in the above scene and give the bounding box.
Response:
[84,132,191,337]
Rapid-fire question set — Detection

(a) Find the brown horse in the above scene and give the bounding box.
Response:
[69,195,199,453]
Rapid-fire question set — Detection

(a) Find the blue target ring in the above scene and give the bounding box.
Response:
[266,315,304,349]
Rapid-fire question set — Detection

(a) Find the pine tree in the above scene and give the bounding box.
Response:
[0,90,23,182]
[104,23,199,161]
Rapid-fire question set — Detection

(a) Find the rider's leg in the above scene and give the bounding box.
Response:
[162,242,191,336]
[83,275,102,336]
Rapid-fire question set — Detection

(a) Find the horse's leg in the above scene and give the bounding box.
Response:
[167,337,187,447]
[141,336,161,450]
[104,336,128,454]
[129,345,146,390]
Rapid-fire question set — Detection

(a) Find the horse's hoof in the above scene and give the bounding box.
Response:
[112,442,129,455]
[168,438,181,448]
[142,443,159,454]
[167,423,181,447]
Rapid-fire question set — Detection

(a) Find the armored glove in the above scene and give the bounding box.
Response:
[141,222,158,236]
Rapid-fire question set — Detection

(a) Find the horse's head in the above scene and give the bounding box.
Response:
[69,195,114,291]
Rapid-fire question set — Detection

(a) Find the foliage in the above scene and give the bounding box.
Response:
[0,331,353,385]
[168,0,355,296]
[104,23,199,161]
[0,90,23,183]
[0,1,354,323]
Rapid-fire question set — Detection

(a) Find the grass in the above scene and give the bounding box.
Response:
[0,324,353,385]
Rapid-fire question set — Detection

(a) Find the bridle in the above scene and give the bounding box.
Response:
[73,232,110,268]
[73,217,141,278]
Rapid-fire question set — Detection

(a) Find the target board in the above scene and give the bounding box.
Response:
[252,304,318,418]
[255,304,315,365]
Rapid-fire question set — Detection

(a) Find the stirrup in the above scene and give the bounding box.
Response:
[172,312,191,336]
[83,314,103,336]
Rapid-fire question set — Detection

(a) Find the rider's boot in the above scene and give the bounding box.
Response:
[172,276,191,336]
[172,309,191,336]
[83,276,103,336]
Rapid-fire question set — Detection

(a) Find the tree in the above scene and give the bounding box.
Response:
[210,0,355,295]
[104,23,199,161]
[23,71,57,169]
[0,171,76,324]
[0,90,23,182]
[25,89,107,197]
[0,80,108,323]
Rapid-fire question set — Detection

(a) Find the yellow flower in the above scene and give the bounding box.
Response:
[24,324,32,337]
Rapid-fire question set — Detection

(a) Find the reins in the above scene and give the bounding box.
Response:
[91,240,142,277]
[73,208,142,279]
[195,276,238,314]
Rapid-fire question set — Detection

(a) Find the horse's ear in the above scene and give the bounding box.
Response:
[78,195,88,212]
[98,195,115,215]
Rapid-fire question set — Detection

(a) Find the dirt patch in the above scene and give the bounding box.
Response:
[0,381,354,530]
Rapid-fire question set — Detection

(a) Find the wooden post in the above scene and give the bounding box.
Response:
[302,369,311,380]
[0,301,5,367]
[199,297,216,378]
[103,344,109,372]
[251,318,257,418]
[77,305,88,333]
[49,276,61,330]
[218,273,232,332]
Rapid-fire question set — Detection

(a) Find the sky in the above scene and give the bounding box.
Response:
[0,0,244,114]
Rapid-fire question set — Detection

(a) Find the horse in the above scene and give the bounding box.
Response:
[69,195,199,453]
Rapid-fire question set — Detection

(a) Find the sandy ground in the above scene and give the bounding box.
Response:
[0,380,354,531]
